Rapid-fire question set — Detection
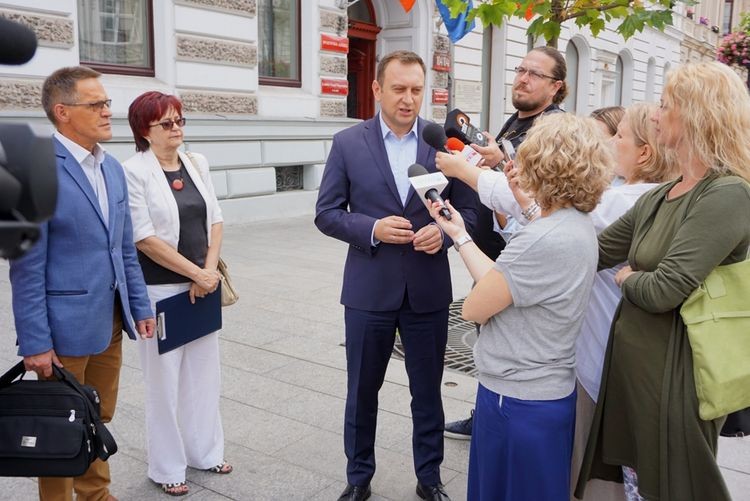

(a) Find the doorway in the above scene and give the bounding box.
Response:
[347,1,380,119]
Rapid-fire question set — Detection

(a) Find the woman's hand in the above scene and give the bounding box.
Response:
[192,267,220,291]
[615,265,635,287]
[435,151,471,179]
[189,282,210,304]
[471,132,504,168]
[428,199,466,240]
[504,161,534,211]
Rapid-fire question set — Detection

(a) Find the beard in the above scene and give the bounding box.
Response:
[512,87,550,112]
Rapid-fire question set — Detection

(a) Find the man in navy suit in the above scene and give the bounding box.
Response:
[9,66,154,501]
[315,51,477,501]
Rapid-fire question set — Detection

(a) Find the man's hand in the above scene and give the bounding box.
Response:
[471,132,504,168]
[136,318,156,339]
[413,224,443,254]
[374,216,414,244]
[24,349,63,378]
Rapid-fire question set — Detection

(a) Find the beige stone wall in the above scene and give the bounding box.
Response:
[177,0,256,17]
[0,9,74,48]
[180,91,257,114]
[176,35,257,67]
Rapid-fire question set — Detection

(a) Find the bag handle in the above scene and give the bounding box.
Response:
[0,360,26,388]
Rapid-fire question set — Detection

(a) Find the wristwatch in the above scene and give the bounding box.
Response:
[453,233,473,252]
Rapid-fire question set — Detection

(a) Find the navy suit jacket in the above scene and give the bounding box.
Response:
[315,116,477,314]
[9,138,153,357]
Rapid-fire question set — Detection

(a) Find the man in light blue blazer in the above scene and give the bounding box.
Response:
[9,66,154,501]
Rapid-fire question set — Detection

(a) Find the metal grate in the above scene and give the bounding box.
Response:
[275,165,303,191]
[393,298,478,376]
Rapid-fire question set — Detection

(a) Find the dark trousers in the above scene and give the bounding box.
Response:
[343,297,448,487]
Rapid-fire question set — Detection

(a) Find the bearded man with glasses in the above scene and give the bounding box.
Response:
[9,66,155,501]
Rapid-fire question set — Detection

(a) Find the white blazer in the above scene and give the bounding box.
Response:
[123,149,223,248]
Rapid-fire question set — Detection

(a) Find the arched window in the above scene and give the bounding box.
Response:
[564,41,579,113]
[615,55,624,105]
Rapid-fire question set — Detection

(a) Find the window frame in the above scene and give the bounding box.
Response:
[258,0,302,88]
[78,0,155,77]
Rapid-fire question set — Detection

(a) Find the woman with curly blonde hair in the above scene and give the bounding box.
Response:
[431,113,610,501]
[576,62,750,501]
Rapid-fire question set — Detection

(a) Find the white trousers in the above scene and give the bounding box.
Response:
[139,283,225,484]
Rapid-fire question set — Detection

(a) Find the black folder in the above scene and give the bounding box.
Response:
[155,287,222,354]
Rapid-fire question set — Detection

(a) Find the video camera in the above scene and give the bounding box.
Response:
[0,17,58,259]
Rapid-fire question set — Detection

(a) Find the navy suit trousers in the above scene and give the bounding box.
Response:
[343,295,448,487]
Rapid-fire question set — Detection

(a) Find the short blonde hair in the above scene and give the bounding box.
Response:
[624,103,676,183]
[516,113,611,213]
[663,62,750,182]
[590,106,625,136]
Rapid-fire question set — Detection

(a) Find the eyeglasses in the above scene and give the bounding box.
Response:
[149,117,187,130]
[514,66,558,82]
[62,99,112,112]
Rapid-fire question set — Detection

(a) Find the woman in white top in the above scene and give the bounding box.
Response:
[123,91,231,497]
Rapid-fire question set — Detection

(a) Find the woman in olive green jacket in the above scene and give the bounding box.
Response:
[575,62,750,501]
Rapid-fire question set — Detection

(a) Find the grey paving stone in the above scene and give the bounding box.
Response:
[271,388,345,433]
[219,338,294,375]
[0,477,38,500]
[221,364,306,410]
[263,358,347,398]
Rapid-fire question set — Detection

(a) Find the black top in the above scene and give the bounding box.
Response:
[470,103,562,260]
[139,161,208,285]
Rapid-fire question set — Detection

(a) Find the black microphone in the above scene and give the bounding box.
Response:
[444,108,489,147]
[0,18,38,65]
[407,163,451,220]
[422,122,449,153]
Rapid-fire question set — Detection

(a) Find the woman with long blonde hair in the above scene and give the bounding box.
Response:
[576,62,750,501]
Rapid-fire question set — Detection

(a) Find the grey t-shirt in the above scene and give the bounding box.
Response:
[475,207,598,400]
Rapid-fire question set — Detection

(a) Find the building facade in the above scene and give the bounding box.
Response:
[0,0,732,223]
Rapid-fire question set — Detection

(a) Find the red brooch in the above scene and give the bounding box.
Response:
[171,178,184,191]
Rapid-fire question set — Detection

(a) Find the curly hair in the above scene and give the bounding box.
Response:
[516,113,611,213]
[623,103,676,184]
[663,62,750,182]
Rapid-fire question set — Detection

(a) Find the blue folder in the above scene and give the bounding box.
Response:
[155,287,222,354]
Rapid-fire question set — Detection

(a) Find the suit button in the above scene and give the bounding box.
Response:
[110,247,115,253]
[110,283,115,290]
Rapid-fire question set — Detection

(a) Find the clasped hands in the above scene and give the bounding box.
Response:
[190,267,221,303]
[374,215,443,254]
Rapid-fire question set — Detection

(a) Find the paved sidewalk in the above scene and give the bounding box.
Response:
[1,215,749,500]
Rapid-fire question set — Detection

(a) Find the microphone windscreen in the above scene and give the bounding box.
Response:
[422,122,448,151]
[445,137,466,151]
[0,18,37,65]
[407,163,429,178]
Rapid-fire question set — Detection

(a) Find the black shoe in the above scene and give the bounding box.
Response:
[416,482,451,501]
[444,409,473,440]
[337,483,371,501]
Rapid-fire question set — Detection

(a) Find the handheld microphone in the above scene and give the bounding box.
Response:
[0,18,38,65]
[408,163,451,220]
[445,108,488,147]
[446,137,482,166]
[422,122,449,153]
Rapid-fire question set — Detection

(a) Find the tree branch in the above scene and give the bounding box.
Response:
[563,0,630,20]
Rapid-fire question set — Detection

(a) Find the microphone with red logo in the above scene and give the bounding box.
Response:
[445,137,482,166]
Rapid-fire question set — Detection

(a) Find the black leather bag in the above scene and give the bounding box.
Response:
[0,361,117,477]
[721,407,750,437]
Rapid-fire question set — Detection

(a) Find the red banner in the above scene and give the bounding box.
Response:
[321,34,349,53]
[321,78,348,96]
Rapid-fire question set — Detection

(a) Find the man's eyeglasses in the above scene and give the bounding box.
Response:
[149,118,187,131]
[62,99,112,112]
[514,66,558,82]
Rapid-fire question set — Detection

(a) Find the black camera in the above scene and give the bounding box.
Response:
[0,18,58,259]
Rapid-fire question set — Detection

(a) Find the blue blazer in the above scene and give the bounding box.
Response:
[9,138,153,357]
[315,116,477,314]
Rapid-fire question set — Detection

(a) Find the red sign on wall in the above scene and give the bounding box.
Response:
[432,89,449,105]
[321,34,349,53]
[321,78,348,96]
[433,52,451,72]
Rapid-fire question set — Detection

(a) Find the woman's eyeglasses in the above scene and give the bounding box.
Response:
[150,118,187,130]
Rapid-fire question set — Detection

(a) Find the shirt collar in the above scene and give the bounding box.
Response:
[378,112,419,141]
[54,131,106,167]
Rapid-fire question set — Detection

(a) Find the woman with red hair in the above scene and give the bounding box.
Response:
[124,91,231,496]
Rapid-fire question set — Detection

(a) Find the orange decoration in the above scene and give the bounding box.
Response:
[400,0,417,13]
[525,4,534,20]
